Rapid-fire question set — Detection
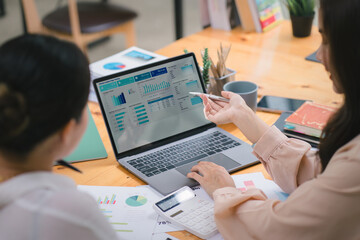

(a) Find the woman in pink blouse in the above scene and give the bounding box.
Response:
[188,0,360,239]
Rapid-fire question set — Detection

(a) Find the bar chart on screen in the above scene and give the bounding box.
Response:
[141,80,171,95]
[112,93,127,106]
[110,110,126,134]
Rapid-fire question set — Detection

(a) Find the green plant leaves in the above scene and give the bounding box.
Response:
[284,0,315,17]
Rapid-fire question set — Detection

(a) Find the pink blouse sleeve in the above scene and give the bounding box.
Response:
[211,130,360,240]
[253,125,322,193]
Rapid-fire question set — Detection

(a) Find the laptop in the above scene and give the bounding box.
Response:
[93,53,259,195]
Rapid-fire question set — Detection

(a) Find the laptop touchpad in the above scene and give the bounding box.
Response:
[175,153,241,176]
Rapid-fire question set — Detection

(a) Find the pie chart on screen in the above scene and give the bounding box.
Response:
[103,62,126,70]
[125,195,147,207]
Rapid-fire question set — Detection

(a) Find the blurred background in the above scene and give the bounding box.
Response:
[0,0,203,62]
[0,0,318,63]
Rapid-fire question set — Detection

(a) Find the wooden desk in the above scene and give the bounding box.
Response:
[53,21,342,239]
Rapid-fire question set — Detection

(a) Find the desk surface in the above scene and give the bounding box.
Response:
[53,21,342,240]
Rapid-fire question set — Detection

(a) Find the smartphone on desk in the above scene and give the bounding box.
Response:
[257,95,309,113]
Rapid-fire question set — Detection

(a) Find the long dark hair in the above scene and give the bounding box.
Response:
[0,34,90,158]
[318,0,360,170]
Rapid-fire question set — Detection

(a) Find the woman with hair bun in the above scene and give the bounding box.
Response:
[0,35,118,239]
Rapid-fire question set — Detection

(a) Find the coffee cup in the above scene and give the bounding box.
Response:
[223,81,258,112]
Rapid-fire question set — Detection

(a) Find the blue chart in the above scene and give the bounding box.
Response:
[186,80,199,89]
[112,93,126,106]
[142,81,170,94]
[103,62,126,70]
[134,105,149,125]
[181,65,194,75]
[190,96,202,105]
[115,112,125,132]
[125,195,147,207]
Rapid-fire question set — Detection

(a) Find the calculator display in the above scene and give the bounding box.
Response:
[156,188,195,212]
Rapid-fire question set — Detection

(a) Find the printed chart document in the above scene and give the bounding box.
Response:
[79,172,289,239]
[78,185,162,240]
[89,46,167,102]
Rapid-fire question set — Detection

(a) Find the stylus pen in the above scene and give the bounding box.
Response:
[56,159,83,173]
[189,92,230,102]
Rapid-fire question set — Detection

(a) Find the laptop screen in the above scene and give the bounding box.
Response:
[94,54,210,155]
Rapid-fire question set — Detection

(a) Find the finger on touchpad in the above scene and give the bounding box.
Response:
[175,153,241,176]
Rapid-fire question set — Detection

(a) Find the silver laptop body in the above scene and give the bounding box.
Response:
[93,53,258,195]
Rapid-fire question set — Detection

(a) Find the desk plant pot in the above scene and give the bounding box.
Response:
[285,0,315,38]
[290,13,314,38]
[209,68,236,96]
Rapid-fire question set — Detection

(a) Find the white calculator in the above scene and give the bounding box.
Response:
[153,186,218,239]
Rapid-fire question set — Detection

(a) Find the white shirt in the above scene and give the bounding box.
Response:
[0,172,118,240]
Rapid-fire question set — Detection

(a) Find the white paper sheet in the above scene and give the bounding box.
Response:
[78,185,162,240]
[88,46,167,102]
[78,172,289,239]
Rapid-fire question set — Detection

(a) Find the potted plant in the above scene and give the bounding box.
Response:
[285,0,315,37]
[185,44,235,95]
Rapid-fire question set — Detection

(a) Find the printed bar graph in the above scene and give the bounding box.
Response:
[239,180,255,192]
[112,93,126,106]
[97,194,117,205]
[244,180,255,188]
[142,81,170,94]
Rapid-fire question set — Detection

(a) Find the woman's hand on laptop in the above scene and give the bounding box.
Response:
[187,161,235,197]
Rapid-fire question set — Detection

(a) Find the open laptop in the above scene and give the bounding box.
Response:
[93,53,259,195]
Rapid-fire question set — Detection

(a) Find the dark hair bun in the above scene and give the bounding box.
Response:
[0,83,29,142]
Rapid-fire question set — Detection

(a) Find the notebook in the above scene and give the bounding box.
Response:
[273,111,319,148]
[63,107,107,162]
[93,53,258,195]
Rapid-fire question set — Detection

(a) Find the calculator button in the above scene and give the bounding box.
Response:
[187,220,195,226]
[192,222,203,230]
[179,218,188,224]
[193,225,202,231]
[200,228,209,235]
[194,209,202,215]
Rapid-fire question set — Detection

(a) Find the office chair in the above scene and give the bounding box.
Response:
[21,0,137,53]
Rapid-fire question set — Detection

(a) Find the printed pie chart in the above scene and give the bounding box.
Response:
[125,195,147,207]
[103,62,126,70]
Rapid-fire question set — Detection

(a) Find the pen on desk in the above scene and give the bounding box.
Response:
[189,92,230,102]
[56,159,83,173]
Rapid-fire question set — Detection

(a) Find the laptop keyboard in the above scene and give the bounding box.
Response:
[127,131,241,177]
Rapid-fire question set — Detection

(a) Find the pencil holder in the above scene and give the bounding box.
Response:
[209,68,236,96]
